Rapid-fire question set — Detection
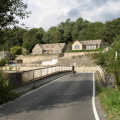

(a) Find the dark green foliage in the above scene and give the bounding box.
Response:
[10,46,22,55]
[47,27,63,43]
[0,0,29,29]
[0,70,18,105]
[0,27,27,51]
[0,59,8,66]
[102,18,120,44]
[23,28,45,52]
[94,39,120,89]
[1,17,120,53]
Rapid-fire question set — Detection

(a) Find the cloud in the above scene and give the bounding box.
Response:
[21,0,120,30]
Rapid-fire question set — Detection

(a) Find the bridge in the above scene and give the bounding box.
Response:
[0,66,105,120]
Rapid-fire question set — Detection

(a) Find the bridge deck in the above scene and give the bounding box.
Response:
[0,73,96,120]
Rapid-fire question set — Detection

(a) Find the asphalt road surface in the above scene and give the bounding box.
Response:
[0,73,96,120]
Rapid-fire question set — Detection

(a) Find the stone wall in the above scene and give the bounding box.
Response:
[64,52,100,58]
[16,55,59,64]
[7,66,72,88]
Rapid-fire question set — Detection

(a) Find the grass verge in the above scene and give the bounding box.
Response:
[98,87,120,120]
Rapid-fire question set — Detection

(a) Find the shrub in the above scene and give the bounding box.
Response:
[10,46,22,55]
[0,70,18,105]
[22,48,29,55]
[0,59,8,66]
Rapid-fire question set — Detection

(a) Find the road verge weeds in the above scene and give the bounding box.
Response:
[96,80,120,120]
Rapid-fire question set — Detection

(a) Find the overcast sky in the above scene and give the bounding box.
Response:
[21,0,120,30]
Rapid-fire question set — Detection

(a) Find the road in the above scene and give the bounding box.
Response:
[0,73,96,120]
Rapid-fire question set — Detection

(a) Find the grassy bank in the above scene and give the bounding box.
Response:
[98,87,120,120]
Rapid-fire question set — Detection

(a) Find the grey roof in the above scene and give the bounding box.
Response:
[33,43,66,51]
[80,40,102,45]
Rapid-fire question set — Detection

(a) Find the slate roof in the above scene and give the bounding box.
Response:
[41,43,65,50]
[80,40,102,45]
[33,43,66,51]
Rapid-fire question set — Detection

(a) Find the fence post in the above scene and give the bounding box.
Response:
[33,70,36,89]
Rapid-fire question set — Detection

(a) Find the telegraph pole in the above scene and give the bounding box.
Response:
[114,51,119,89]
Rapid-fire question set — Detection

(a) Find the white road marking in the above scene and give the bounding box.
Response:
[92,72,100,120]
[0,72,101,120]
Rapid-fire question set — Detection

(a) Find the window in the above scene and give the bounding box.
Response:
[74,44,80,49]
[56,50,59,53]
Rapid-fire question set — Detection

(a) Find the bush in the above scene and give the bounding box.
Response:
[10,46,22,55]
[99,88,120,120]
[93,40,120,89]
[0,70,18,105]
[22,48,29,55]
[0,59,8,66]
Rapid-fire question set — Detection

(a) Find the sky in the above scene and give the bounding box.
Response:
[21,0,120,30]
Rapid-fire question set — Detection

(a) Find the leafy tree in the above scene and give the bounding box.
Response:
[47,27,63,43]
[78,22,104,41]
[95,36,120,89]
[0,27,27,50]
[62,19,73,43]
[22,48,29,55]
[36,28,46,44]
[12,27,27,46]
[0,59,8,66]
[0,0,29,29]
[10,46,22,55]
[23,28,45,52]
[72,18,89,40]
[102,18,120,44]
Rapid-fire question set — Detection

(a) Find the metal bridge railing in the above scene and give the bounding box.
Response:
[22,65,72,82]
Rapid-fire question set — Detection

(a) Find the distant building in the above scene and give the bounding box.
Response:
[32,43,66,55]
[72,40,102,51]
[0,51,9,60]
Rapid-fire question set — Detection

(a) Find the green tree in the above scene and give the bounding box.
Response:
[102,18,120,44]
[10,46,22,55]
[78,22,104,41]
[63,19,73,43]
[0,0,29,29]
[0,27,27,50]
[72,18,89,41]
[47,27,63,43]
[96,36,120,89]
[23,28,45,52]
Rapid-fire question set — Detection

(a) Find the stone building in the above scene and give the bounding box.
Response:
[32,43,66,55]
[72,40,102,51]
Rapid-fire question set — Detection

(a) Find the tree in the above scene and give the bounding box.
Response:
[23,28,45,52]
[0,27,27,50]
[37,28,46,44]
[63,19,73,43]
[0,0,29,29]
[47,27,63,43]
[96,36,120,89]
[10,46,22,55]
[102,18,120,44]
[72,18,89,41]
[78,22,104,41]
